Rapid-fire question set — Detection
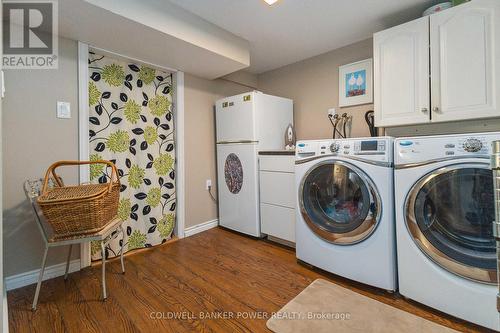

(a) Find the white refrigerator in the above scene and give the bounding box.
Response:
[216,91,293,237]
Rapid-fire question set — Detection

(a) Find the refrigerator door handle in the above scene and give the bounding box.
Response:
[217,140,259,144]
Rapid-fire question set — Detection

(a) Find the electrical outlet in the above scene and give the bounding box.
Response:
[206,179,212,190]
[328,108,336,117]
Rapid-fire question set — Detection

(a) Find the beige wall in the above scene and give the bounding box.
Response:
[258,37,500,139]
[3,37,80,277]
[258,38,374,140]
[6,30,498,280]
[1,38,253,276]
[221,70,258,89]
[184,74,252,228]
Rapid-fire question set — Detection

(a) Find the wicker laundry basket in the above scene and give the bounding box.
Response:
[37,160,120,237]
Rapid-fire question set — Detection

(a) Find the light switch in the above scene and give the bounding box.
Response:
[57,101,71,119]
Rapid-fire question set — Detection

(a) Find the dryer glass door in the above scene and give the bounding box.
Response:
[406,163,496,284]
[299,161,381,245]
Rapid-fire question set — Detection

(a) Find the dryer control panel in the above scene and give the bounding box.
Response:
[296,137,393,163]
[394,132,500,166]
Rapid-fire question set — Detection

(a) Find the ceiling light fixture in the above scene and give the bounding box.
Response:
[263,0,279,5]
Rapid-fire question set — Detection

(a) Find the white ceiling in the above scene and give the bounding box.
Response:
[59,0,250,79]
[168,0,434,74]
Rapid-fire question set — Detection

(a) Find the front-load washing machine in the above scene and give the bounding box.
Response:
[395,132,500,331]
[295,137,396,291]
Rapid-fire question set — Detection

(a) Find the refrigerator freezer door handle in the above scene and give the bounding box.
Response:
[217,140,259,144]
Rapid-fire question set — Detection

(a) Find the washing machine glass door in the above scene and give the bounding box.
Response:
[299,160,381,245]
[406,163,496,284]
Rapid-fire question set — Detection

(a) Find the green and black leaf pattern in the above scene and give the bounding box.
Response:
[88,52,175,260]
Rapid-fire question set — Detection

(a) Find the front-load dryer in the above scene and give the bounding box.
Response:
[395,132,500,331]
[295,137,396,291]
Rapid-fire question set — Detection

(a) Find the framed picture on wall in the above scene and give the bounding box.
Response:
[338,58,373,107]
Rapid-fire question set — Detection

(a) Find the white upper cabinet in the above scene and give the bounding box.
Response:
[374,17,430,127]
[430,1,497,122]
[374,0,500,127]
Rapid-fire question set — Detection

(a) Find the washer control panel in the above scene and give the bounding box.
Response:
[353,140,386,155]
[296,137,393,163]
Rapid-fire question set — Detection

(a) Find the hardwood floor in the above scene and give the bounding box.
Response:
[8,227,492,332]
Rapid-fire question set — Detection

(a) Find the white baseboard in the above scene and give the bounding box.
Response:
[184,219,218,237]
[5,259,81,291]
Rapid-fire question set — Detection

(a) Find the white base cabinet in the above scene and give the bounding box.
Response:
[260,203,295,244]
[374,0,500,127]
[259,153,295,244]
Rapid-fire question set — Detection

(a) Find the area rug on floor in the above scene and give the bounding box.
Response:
[267,279,457,333]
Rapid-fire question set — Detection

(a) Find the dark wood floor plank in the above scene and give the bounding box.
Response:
[103,260,187,333]
[71,266,140,333]
[109,253,216,333]
[8,227,492,333]
[132,253,251,333]
[8,274,103,333]
[173,236,303,309]
[146,247,263,332]
[47,273,101,333]
[7,284,65,333]
[168,241,286,311]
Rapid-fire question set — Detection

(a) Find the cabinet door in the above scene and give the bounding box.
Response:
[259,171,295,208]
[430,0,499,122]
[261,203,295,243]
[374,16,430,127]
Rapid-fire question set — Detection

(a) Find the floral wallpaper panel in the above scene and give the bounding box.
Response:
[88,52,176,260]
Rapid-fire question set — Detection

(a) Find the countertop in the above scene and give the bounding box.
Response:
[258,150,295,156]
